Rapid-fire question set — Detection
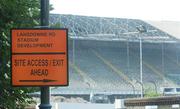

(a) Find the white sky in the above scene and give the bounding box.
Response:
[50,0,180,21]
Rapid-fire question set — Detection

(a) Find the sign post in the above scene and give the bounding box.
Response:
[11,0,68,109]
[40,0,51,108]
[11,28,68,108]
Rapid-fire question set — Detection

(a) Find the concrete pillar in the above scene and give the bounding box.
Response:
[115,99,126,109]
[172,104,180,109]
[158,105,171,109]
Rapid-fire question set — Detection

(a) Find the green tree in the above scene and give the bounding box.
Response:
[0,0,40,108]
[144,86,161,98]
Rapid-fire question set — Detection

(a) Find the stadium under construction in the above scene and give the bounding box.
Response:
[34,14,180,103]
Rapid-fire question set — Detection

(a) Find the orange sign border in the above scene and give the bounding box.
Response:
[11,28,69,87]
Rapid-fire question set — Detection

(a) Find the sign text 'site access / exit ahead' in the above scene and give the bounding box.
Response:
[11,29,68,86]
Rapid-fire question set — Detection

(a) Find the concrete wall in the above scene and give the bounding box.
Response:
[35,103,114,109]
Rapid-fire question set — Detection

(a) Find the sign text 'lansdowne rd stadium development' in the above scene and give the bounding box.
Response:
[11,28,68,86]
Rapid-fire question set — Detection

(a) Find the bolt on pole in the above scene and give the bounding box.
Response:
[39,0,51,109]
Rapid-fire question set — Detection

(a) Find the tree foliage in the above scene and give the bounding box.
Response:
[144,87,161,98]
[0,0,40,108]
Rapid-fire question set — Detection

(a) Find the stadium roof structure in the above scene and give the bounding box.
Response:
[50,14,178,43]
[146,21,180,40]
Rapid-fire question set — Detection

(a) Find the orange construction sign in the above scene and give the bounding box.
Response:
[11,28,68,86]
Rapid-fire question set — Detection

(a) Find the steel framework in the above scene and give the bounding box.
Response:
[50,14,177,43]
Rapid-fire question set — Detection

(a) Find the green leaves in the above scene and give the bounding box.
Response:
[0,0,41,108]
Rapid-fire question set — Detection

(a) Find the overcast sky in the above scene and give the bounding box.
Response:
[50,0,180,21]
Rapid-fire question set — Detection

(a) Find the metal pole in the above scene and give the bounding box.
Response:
[73,39,75,64]
[139,37,143,98]
[175,43,179,64]
[41,0,49,27]
[127,41,130,74]
[161,43,164,74]
[100,17,102,34]
[126,19,130,76]
[39,0,51,109]
[72,16,75,65]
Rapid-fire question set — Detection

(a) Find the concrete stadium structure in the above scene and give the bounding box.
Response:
[42,14,180,103]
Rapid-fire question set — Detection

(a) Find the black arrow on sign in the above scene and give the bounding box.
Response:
[19,79,57,83]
